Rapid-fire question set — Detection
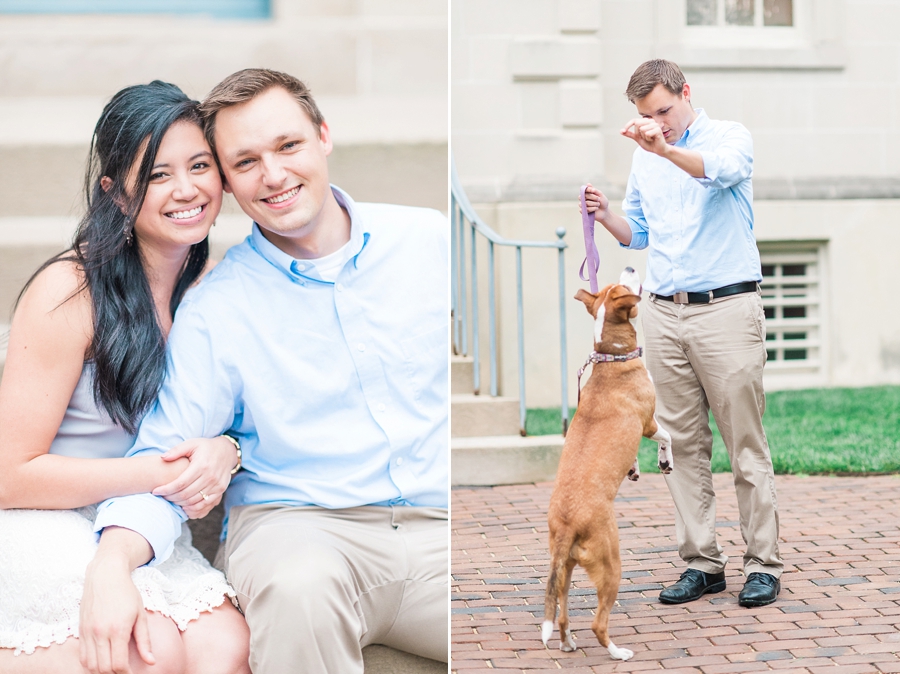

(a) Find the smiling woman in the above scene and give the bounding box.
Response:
[0,81,249,674]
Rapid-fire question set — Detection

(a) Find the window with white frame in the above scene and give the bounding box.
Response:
[758,243,825,375]
[687,0,793,27]
[657,0,843,70]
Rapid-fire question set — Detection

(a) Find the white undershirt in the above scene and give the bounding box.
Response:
[309,240,352,283]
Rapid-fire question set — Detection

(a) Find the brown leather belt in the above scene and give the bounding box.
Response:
[652,281,759,305]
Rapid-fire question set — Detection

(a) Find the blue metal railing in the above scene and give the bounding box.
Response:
[451,159,570,436]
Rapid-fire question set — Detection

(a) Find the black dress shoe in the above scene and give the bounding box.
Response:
[738,572,780,607]
[658,569,726,604]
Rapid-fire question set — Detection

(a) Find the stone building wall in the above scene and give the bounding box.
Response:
[452,0,900,404]
[0,0,448,331]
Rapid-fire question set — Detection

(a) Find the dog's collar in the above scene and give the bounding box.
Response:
[584,347,643,366]
[576,347,643,405]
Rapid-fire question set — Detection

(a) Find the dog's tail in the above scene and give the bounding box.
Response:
[542,529,576,647]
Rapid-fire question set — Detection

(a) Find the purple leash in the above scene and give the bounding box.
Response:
[579,185,600,293]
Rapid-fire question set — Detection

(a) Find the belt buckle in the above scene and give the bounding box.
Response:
[673,291,689,305]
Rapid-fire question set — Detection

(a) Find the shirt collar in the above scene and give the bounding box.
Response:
[249,184,371,283]
[678,107,709,148]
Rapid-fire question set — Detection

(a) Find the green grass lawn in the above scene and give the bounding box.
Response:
[526,385,900,475]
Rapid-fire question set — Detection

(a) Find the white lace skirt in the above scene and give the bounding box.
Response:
[0,506,236,655]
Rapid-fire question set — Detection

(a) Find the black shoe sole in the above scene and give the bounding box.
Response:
[738,592,779,608]
[658,579,727,604]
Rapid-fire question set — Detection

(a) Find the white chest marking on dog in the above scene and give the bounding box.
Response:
[594,305,606,344]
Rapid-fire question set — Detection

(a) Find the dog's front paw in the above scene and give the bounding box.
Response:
[627,459,640,481]
[657,445,673,474]
[607,642,633,661]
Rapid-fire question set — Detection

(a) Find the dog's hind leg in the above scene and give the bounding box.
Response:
[556,558,578,652]
[646,415,674,474]
[543,528,576,649]
[583,528,634,661]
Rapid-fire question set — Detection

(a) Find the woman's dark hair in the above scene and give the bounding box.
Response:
[21,81,209,433]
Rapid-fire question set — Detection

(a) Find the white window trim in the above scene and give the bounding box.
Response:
[656,0,845,70]
[759,240,830,391]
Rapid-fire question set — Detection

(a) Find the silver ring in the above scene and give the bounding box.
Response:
[199,491,209,501]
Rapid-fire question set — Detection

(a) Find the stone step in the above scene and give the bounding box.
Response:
[450,394,521,438]
[0,96,446,218]
[0,215,253,326]
[451,434,566,486]
[450,355,474,395]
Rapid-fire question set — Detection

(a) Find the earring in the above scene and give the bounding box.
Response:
[123,217,133,246]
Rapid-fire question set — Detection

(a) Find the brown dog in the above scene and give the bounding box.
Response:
[541,267,672,660]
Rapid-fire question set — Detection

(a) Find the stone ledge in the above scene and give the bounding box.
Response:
[0,95,446,147]
[460,176,900,203]
[452,434,565,486]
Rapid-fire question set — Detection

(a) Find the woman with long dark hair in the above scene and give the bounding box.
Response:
[0,82,249,673]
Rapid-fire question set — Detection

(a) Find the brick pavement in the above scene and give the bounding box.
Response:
[452,474,900,673]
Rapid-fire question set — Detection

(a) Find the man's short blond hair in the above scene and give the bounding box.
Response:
[199,68,325,156]
[624,59,687,103]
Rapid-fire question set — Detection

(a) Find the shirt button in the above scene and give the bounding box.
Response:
[378,403,386,412]
[336,283,344,292]
[357,343,366,352]
[396,457,404,466]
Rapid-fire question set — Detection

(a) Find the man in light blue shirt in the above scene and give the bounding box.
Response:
[584,59,782,608]
[87,69,448,673]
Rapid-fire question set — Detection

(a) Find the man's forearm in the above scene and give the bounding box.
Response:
[661,144,706,179]
[598,210,634,246]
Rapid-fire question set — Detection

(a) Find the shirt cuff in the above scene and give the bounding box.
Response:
[693,150,720,187]
[620,217,649,250]
[93,494,186,566]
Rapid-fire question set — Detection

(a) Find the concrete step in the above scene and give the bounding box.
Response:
[0,215,253,326]
[451,355,474,394]
[0,96,446,218]
[451,434,566,486]
[451,394,521,437]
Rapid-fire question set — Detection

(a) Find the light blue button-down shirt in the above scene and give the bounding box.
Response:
[93,187,449,563]
[622,108,762,296]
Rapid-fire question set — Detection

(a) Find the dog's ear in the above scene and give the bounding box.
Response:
[574,289,595,315]
[575,285,613,317]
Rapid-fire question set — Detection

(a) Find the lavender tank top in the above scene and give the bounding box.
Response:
[48,363,135,459]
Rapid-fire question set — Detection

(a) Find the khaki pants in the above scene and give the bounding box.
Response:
[217,504,448,674]
[643,291,782,577]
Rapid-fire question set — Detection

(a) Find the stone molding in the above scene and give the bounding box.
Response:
[461,177,900,203]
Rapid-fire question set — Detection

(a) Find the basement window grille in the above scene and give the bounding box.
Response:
[758,244,824,375]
